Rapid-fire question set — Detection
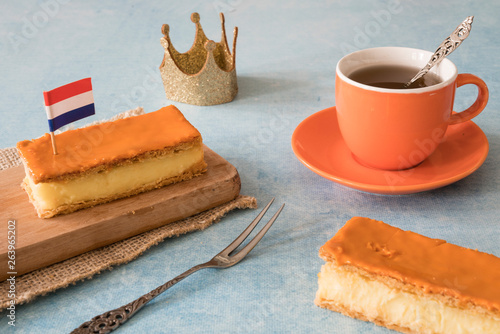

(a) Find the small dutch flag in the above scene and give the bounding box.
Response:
[43,78,95,154]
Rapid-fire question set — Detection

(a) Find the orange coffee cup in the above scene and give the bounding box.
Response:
[336,47,489,170]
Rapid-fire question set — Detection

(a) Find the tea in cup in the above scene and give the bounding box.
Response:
[335,47,489,170]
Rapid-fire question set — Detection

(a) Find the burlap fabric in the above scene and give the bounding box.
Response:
[0,109,257,309]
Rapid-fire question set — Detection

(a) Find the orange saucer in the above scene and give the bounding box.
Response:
[291,107,489,195]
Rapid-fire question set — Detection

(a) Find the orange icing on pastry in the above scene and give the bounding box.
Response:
[16,105,201,183]
[320,217,500,312]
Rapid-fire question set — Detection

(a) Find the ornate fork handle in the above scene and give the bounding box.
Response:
[72,263,211,334]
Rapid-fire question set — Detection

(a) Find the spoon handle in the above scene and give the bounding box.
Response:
[404,16,474,88]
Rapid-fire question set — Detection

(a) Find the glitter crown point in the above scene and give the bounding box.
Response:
[159,12,238,106]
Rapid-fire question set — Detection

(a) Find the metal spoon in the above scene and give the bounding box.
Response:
[404,16,474,88]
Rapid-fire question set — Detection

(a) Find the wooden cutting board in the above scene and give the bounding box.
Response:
[0,146,240,281]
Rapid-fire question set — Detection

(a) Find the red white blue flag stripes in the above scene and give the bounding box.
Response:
[44,78,95,132]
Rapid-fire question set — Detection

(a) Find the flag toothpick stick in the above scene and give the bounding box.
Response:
[49,132,58,155]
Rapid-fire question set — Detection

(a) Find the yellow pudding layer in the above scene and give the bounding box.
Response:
[25,145,204,212]
[316,262,500,333]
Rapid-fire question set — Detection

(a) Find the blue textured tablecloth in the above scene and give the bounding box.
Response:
[1,1,499,333]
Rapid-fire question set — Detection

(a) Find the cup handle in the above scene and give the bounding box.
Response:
[449,73,489,125]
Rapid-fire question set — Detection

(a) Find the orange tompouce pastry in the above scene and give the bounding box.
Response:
[17,105,207,218]
[315,217,500,334]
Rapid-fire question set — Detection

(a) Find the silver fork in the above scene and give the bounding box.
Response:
[72,198,285,334]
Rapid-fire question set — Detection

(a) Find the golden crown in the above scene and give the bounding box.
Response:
[159,12,238,106]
